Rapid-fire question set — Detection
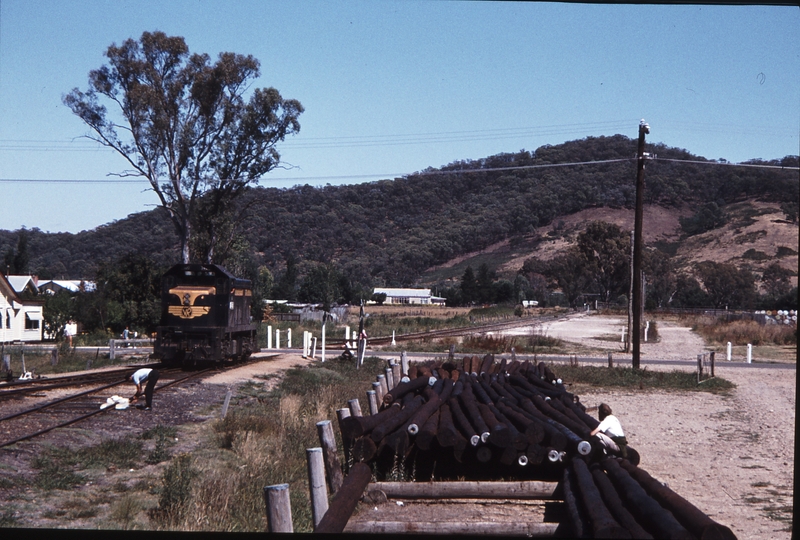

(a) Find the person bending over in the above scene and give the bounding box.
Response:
[130,367,159,410]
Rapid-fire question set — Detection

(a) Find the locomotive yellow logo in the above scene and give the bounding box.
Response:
[168,286,216,319]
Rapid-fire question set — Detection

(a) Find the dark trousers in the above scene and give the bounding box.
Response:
[144,369,159,407]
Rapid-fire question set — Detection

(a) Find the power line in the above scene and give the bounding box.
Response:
[1,155,797,185]
[652,157,799,171]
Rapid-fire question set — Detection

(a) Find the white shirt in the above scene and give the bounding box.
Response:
[597,415,625,438]
[131,368,152,385]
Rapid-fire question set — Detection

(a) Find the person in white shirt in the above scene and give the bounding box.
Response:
[129,367,159,410]
[590,403,628,459]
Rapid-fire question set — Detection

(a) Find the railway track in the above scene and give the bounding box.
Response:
[367,314,558,345]
[0,366,211,449]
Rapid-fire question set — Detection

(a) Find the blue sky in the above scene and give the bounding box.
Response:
[1,1,798,233]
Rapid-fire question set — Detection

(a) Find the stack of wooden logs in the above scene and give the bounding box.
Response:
[330,354,737,539]
[563,458,737,539]
[338,354,636,478]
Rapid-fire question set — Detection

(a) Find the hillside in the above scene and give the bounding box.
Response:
[1,134,797,300]
[422,201,798,293]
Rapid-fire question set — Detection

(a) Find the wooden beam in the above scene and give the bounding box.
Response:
[366,480,558,499]
[344,520,559,536]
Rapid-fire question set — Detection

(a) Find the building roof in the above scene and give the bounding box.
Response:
[7,275,39,294]
[373,287,432,298]
[38,279,96,293]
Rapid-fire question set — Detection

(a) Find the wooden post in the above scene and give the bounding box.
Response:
[377,374,388,397]
[372,381,384,404]
[275,329,281,349]
[336,408,352,472]
[264,483,293,532]
[287,328,292,348]
[401,351,409,376]
[384,367,394,390]
[348,398,363,417]
[391,362,401,389]
[448,344,455,362]
[317,420,344,494]
[51,348,59,366]
[710,351,715,378]
[311,337,317,359]
[267,325,272,349]
[109,339,115,360]
[220,388,233,419]
[608,352,613,368]
[367,390,379,415]
[306,447,329,527]
[697,354,702,383]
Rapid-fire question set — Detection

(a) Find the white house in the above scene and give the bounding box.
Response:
[1,274,43,343]
[373,287,446,305]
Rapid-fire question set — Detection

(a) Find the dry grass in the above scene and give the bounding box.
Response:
[690,317,797,346]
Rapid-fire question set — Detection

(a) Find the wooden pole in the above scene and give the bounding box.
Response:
[384,367,394,390]
[316,420,344,494]
[220,388,233,419]
[367,390,379,415]
[336,407,352,472]
[348,398,363,417]
[632,120,649,369]
[306,447,329,528]
[264,483,293,533]
[314,462,372,534]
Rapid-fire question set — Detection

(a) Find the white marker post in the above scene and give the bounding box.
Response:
[321,320,326,363]
[747,343,752,364]
[267,325,273,349]
[276,329,281,350]
[727,341,732,362]
[287,328,292,349]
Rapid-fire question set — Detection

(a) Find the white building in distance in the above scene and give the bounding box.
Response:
[373,287,446,305]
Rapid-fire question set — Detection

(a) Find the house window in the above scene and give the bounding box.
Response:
[25,313,40,330]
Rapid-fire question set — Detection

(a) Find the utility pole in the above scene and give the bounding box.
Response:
[632,120,649,369]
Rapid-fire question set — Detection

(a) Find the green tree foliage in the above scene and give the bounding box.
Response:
[298,262,343,310]
[460,266,478,305]
[643,249,676,308]
[63,31,303,263]
[679,202,727,236]
[576,221,630,302]
[3,228,29,274]
[43,290,74,342]
[760,262,793,302]
[696,261,757,309]
[89,253,165,334]
[249,266,273,321]
[670,274,709,308]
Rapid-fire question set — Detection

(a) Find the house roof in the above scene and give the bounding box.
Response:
[0,274,23,304]
[373,287,432,298]
[7,275,38,294]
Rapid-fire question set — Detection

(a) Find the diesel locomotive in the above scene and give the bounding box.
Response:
[153,264,257,365]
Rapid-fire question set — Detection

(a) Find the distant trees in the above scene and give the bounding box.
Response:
[3,228,29,274]
[696,261,757,309]
[63,31,303,264]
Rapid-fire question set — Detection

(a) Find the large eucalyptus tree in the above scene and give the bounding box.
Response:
[64,31,303,263]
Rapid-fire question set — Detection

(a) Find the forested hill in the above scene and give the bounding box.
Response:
[2,134,798,290]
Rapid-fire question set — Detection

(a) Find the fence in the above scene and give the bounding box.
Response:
[108,338,154,360]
